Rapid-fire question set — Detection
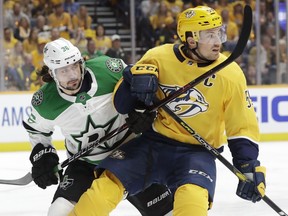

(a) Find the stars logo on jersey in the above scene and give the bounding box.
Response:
[105,58,123,73]
[159,84,209,117]
[59,175,74,190]
[31,90,44,106]
[71,115,119,153]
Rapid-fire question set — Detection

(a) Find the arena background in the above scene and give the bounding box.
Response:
[0,0,287,152]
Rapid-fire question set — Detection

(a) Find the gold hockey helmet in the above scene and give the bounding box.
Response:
[177,6,223,43]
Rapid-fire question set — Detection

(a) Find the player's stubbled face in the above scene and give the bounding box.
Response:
[55,62,82,91]
[197,27,224,60]
[197,41,221,61]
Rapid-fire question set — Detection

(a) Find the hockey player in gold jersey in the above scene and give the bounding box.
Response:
[69,6,266,216]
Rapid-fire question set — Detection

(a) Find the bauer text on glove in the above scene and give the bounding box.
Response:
[29,143,61,189]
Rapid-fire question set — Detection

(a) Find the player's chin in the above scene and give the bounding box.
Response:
[208,52,219,61]
[68,81,81,89]
[65,84,80,91]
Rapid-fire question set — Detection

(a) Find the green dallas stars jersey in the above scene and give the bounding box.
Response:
[24,56,130,165]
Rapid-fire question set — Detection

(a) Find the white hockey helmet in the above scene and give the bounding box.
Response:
[43,37,83,71]
[43,38,85,88]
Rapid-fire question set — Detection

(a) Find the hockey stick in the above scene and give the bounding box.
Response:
[0,5,252,186]
[0,124,128,186]
[161,105,288,216]
[0,172,33,186]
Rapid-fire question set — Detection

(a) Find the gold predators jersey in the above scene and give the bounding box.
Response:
[136,44,259,148]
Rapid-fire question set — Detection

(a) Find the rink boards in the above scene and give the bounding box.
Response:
[0,85,287,151]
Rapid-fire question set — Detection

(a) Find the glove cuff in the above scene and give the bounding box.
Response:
[255,166,266,178]
[130,64,159,77]
[237,159,260,173]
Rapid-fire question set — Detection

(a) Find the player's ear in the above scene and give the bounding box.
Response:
[186,36,196,48]
[48,69,53,78]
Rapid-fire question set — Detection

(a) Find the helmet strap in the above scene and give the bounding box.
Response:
[185,42,214,63]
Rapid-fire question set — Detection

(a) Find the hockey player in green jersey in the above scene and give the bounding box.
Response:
[23,38,173,215]
[69,6,266,216]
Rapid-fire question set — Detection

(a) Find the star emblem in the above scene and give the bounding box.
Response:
[71,115,118,152]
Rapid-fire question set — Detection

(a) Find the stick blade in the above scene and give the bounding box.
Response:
[0,172,33,186]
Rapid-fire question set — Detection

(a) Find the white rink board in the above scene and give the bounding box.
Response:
[0,93,63,143]
[0,85,288,144]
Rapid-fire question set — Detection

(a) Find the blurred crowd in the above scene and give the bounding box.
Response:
[132,0,286,85]
[2,0,286,91]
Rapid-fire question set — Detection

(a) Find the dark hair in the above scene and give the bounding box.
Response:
[95,23,105,36]
[37,65,54,82]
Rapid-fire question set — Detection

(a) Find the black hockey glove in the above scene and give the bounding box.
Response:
[125,110,157,134]
[29,143,61,189]
[236,160,266,202]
